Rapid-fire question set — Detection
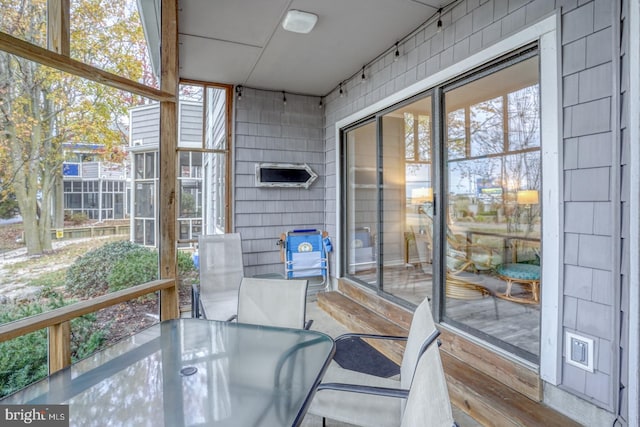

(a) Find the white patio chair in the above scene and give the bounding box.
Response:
[229,277,313,329]
[315,335,455,427]
[193,233,244,320]
[308,298,452,427]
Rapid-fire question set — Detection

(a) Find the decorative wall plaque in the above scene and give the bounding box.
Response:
[255,163,318,189]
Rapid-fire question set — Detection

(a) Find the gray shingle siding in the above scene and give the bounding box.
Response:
[234,88,325,277]
[179,102,203,144]
[130,106,160,146]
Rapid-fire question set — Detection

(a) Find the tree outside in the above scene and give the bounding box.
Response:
[0,0,155,255]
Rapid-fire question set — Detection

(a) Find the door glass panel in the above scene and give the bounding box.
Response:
[443,56,541,361]
[381,97,432,305]
[344,122,378,285]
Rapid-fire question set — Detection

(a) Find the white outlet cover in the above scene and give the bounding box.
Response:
[565,331,595,372]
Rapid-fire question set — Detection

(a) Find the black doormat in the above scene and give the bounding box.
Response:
[333,337,400,378]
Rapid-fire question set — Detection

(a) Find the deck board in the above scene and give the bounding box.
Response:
[317,289,579,427]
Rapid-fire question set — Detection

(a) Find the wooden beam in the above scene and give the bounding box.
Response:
[0,279,175,343]
[48,321,71,373]
[47,0,70,56]
[0,31,174,102]
[158,0,179,320]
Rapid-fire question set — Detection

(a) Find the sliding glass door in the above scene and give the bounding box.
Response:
[341,50,542,362]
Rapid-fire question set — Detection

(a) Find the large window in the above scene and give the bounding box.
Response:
[341,51,541,361]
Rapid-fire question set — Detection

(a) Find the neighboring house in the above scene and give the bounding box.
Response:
[129,96,227,246]
[62,143,127,222]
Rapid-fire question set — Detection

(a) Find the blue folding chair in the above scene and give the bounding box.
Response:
[280,229,331,287]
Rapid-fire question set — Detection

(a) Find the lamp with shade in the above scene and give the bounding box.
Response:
[516,189,539,232]
[411,187,433,205]
[516,190,539,205]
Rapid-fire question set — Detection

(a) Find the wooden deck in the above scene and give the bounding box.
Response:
[317,282,581,427]
[349,264,540,358]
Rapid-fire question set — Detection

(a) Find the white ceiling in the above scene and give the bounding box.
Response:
[177,0,446,96]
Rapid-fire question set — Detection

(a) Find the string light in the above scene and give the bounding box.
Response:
[235,85,243,101]
[282,91,287,105]
[329,6,446,101]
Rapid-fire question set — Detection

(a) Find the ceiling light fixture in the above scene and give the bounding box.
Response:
[361,66,366,81]
[436,8,443,32]
[318,98,323,109]
[235,85,243,101]
[339,82,344,97]
[282,91,287,105]
[394,42,400,62]
[282,10,318,34]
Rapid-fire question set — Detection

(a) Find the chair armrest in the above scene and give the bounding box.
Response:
[304,319,314,330]
[316,382,409,399]
[334,333,408,343]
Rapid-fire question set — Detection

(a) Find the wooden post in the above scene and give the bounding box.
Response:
[48,321,71,373]
[159,0,179,320]
[47,0,70,56]
[47,0,69,230]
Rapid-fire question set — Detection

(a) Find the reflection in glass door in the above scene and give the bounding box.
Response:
[344,121,378,286]
[342,95,435,306]
[443,55,541,361]
[381,96,433,305]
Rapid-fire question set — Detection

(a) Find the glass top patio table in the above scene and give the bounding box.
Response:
[2,319,336,427]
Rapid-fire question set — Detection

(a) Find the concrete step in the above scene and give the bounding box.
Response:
[317,289,580,427]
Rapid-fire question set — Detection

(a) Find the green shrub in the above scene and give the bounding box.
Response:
[65,240,142,297]
[0,196,18,219]
[0,298,104,399]
[177,250,195,273]
[0,304,47,398]
[107,248,196,293]
[107,248,158,292]
[66,240,196,297]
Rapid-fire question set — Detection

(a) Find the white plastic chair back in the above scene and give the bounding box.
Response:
[198,233,244,320]
[401,342,455,427]
[236,277,309,329]
[400,298,437,389]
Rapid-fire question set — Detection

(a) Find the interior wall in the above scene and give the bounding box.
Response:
[321,1,622,424]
